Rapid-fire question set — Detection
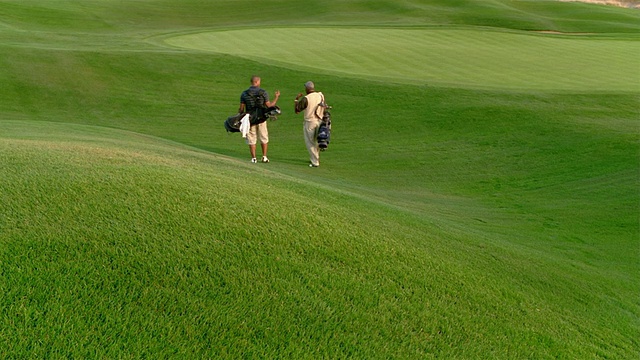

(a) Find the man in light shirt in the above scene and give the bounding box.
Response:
[294,81,326,167]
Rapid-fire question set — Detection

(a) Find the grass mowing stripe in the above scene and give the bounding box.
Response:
[165,27,640,91]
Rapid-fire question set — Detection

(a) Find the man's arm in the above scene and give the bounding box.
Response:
[239,90,246,113]
[265,90,280,107]
[294,95,307,114]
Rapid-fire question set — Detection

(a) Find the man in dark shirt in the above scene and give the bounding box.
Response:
[239,75,280,163]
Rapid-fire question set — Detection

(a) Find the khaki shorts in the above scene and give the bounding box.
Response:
[245,121,269,145]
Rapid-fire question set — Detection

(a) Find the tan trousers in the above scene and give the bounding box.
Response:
[304,119,320,166]
[245,121,268,145]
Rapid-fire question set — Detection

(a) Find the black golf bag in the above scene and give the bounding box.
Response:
[317,106,332,151]
[224,106,280,133]
[224,112,245,133]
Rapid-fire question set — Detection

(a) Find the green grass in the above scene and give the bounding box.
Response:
[0,0,639,358]
[166,27,640,91]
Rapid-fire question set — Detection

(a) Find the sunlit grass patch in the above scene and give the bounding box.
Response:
[166,27,640,91]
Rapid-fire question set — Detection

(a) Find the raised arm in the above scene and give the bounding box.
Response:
[294,93,307,114]
[265,90,280,107]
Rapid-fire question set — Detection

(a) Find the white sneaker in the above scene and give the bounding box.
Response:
[261,156,270,163]
[251,158,257,163]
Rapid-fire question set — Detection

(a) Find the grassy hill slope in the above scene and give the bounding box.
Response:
[2,121,636,358]
[0,0,638,358]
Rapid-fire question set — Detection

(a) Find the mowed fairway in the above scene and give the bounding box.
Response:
[166,27,640,91]
[0,0,639,359]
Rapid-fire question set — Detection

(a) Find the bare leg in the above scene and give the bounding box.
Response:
[261,143,268,158]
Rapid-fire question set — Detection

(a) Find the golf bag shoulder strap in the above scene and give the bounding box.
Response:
[314,93,326,121]
[246,88,269,125]
[247,89,263,109]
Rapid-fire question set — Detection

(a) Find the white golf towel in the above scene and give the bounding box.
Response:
[239,113,251,138]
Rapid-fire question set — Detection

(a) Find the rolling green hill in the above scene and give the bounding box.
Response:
[1,0,638,358]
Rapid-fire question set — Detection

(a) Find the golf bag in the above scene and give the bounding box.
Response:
[317,105,332,151]
[224,106,281,133]
[224,112,245,133]
[261,106,281,122]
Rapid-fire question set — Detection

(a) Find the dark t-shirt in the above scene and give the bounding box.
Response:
[240,86,270,124]
[240,86,269,113]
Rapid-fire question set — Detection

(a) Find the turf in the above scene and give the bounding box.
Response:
[0,0,638,358]
[166,27,640,91]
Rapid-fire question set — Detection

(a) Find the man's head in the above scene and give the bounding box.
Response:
[251,75,261,86]
[304,81,315,94]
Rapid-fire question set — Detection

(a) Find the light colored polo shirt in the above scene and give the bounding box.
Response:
[302,92,324,122]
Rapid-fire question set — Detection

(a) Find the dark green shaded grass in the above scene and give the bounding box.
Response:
[2,0,639,33]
